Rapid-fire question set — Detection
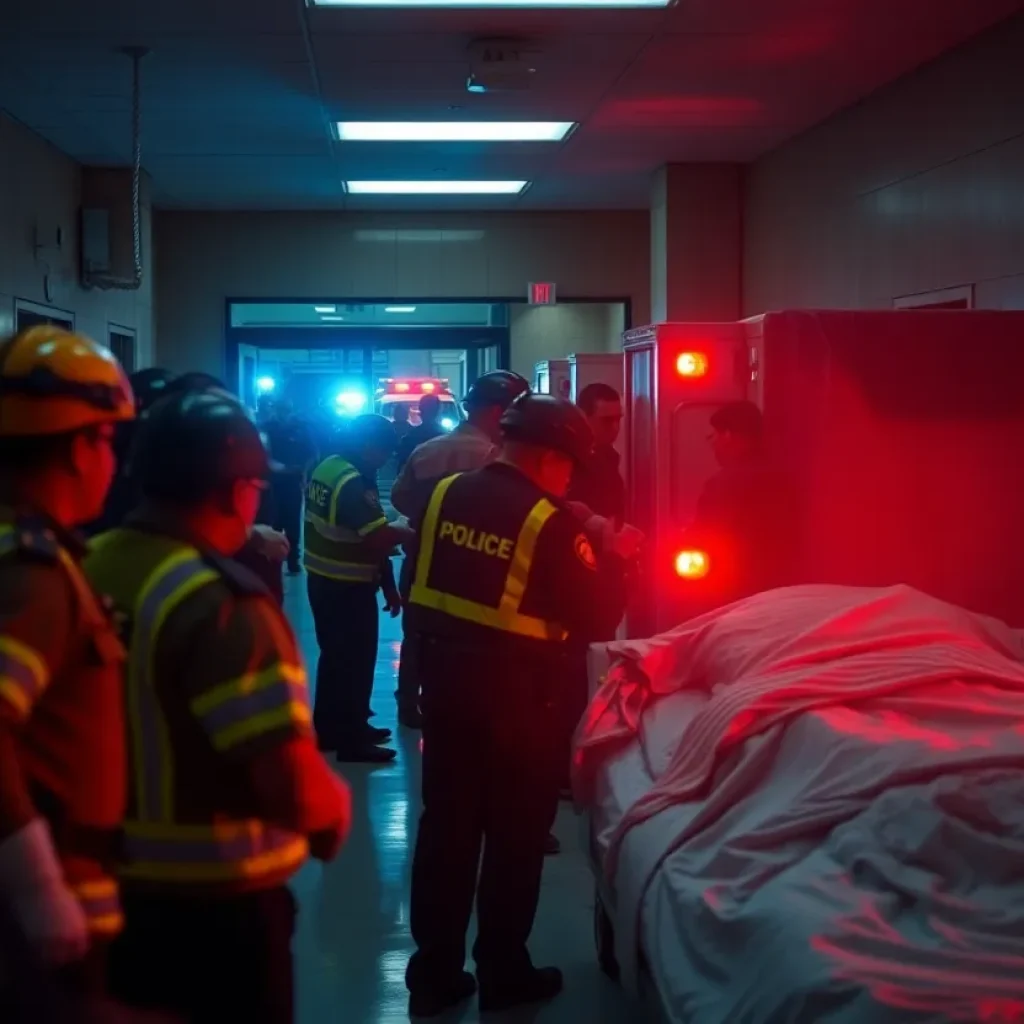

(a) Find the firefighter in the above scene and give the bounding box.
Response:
[305,413,414,763]
[391,370,531,729]
[404,393,627,1018]
[0,327,134,994]
[84,366,175,537]
[83,386,351,1024]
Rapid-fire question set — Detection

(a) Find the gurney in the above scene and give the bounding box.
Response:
[574,584,1024,1024]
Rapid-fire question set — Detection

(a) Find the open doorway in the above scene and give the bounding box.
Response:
[226,300,510,489]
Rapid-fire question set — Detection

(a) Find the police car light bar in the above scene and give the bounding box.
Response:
[380,378,449,395]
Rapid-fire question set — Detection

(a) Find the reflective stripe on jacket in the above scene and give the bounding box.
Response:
[84,531,308,889]
[410,472,568,642]
[0,514,127,936]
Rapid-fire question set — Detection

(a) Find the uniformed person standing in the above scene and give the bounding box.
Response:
[305,414,413,763]
[0,327,134,995]
[84,387,351,1024]
[265,399,317,574]
[391,370,530,729]
[404,394,627,1018]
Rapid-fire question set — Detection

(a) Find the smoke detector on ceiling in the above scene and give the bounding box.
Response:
[466,39,539,94]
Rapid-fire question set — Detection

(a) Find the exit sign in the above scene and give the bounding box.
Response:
[528,282,557,306]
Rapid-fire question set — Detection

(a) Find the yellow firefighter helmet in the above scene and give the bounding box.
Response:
[0,326,135,437]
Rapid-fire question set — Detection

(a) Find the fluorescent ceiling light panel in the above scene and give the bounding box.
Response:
[314,0,668,6]
[337,122,575,143]
[385,306,417,313]
[345,180,527,195]
[314,304,336,313]
[321,315,346,321]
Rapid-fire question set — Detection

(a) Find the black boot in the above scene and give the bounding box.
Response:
[478,966,563,1013]
[408,971,477,1018]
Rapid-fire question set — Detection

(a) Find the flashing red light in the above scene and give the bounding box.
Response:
[674,549,710,580]
[676,351,709,378]
[421,381,436,393]
[394,381,411,393]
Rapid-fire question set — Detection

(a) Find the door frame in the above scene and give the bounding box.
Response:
[222,296,632,396]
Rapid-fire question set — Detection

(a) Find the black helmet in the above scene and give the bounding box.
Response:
[169,371,226,393]
[129,368,176,415]
[344,413,398,452]
[131,387,271,503]
[464,370,530,411]
[499,393,594,464]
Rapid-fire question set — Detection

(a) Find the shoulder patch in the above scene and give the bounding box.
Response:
[201,550,272,598]
[573,533,597,571]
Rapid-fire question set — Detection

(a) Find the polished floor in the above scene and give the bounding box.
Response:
[283,573,644,1024]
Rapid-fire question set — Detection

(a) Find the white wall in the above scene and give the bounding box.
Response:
[508,302,625,380]
[154,212,648,376]
[0,112,155,362]
[744,14,1024,314]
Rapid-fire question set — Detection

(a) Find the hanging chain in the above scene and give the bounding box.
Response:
[129,48,142,281]
[92,47,146,289]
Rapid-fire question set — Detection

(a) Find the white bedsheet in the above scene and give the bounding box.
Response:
[578,585,1024,1023]
[590,689,707,862]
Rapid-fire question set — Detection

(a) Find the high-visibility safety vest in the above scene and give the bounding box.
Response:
[0,514,127,937]
[84,529,309,890]
[409,467,569,643]
[304,456,388,582]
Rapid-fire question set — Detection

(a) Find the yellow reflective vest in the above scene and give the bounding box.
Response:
[304,456,387,583]
[84,527,309,891]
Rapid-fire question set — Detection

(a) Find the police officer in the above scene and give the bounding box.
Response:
[83,387,351,1024]
[404,394,627,1018]
[391,370,531,729]
[0,327,133,994]
[305,414,413,763]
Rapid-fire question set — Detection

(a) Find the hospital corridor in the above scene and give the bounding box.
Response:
[4,0,1024,1020]
[282,577,635,1024]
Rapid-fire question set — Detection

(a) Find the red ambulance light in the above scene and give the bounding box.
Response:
[676,352,709,378]
[674,549,710,580]
[421,381,436,393]
[394,381,411,393]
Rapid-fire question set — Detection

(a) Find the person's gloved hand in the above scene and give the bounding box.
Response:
[0,819,89,965]
[250,524,290,563]
[608,524,645,561]
[309,774,352,862]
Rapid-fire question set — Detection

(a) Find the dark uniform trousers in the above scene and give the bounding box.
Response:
[307,572,379,747]
[272,472,304,571]
[109,886,296,1024]
[406,639,564,989]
